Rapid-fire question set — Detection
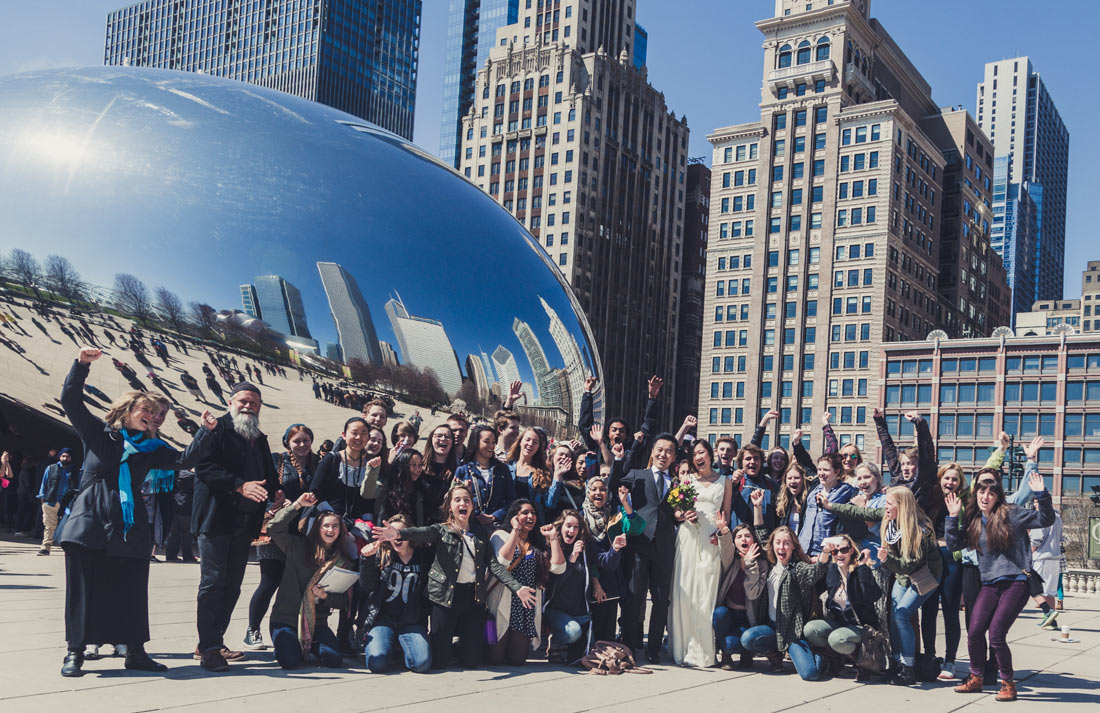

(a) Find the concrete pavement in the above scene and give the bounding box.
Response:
[0,534,1096,713]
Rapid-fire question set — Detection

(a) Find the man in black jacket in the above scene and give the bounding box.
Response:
[192,382,278,672]
[579,375,663,469]
[612,433,679,663]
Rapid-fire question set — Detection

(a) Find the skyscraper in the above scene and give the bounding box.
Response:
[458,1,688,427]
[539,296,586,424]
[384,295,464,397]
[676,162,709,422]
[698,0,1010,453]
[316,262,382,365]
[466,353,492,402]
[977,57,1070,313]
[252,274,313,340]
[512,316,561,408]
[490,345,523,404]
[104,0,422,140]
[240,284,260,319]
[440,0,519,168]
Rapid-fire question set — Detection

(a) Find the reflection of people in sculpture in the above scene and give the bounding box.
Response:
[57,348,217,677]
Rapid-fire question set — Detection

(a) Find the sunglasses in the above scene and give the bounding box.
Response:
[841,453,860,460]
[835,546,853,555]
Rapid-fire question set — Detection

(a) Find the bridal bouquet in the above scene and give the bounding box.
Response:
[666,478,697,513]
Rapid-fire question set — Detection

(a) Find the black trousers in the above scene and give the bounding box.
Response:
[622,536,675,655]
[196,530,252,652]
[590,599,619,643]
[165,512,194,560]
[429,584,485,669]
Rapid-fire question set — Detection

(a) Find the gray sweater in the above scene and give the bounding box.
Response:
[946,465,1054,584]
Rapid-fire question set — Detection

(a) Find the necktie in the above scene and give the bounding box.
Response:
[657,471,667,499]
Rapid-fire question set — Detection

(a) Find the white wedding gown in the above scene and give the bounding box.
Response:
[668,474,725,667]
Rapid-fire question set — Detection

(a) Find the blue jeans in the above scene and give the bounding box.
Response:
[543,608,590,648]
[712,606,751,653]
[270,621,342,669]
[365,622,431,673]
[741,623,822,681]
[890,581,936,666]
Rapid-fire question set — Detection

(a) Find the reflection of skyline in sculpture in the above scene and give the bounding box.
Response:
[240,284,260,319]
[490,345,525,404]
[540,296,587,424]
[379,341,399,367]
[253,275,313,341]
[466,353,492,403]
[316,262,382,365]
[0,67,603,429]
[513,316,560,409]
[384,294,463,398]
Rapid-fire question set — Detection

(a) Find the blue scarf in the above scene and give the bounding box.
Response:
[119,430,173,539]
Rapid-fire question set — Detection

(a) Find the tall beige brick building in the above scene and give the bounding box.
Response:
[457,0,689,427]
[698,0,1009,453]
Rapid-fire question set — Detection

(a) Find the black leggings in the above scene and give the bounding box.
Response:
[430,584,485,668]
[248,558,285,631]
[488,630,531,666]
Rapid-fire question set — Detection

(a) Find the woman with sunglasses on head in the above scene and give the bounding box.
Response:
[373,482,533,669]
[822,485,941,685]
[946,435,1053,702]
[244,424,318,650]
[802,533,883,680]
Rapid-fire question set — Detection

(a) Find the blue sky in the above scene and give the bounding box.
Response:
[2,0,1094,296]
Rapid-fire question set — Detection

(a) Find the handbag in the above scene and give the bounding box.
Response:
[849,595,888,674]
[907,564,939,596]
[1023,569,1045,598]
[484,618,498,645]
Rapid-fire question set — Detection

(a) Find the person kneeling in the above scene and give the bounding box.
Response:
[267,493,354,669]
[802,534,883,680]
[360,515,432,673]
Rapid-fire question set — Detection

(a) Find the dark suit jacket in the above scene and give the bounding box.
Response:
[192,413,278,537]
[612,463,676,544]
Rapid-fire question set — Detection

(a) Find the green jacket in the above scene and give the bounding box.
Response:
[398,523,522,608]
[267,504,349,629]
[828,503,942,589]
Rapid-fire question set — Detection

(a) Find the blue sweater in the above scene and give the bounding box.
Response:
[946,464,1055,583]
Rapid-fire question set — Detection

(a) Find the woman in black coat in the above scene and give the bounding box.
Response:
[802,533,883,680]
[57,348,216,677]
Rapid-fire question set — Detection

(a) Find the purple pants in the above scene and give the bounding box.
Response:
[967,579,1029,681]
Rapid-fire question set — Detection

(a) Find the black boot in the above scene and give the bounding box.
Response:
[124,646,168,673]
[61,651,84,677]
[736,652,755,669]
[718,652,734,670]
[891,664,916,686]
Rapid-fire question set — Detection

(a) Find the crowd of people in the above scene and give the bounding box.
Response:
[10,346,1069,703]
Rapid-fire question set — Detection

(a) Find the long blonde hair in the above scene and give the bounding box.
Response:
[104,390,170,433]
[885,486,933,561]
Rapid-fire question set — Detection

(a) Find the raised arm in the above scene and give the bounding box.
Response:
[873,407,900,478]
[579,377,597,449]
[60,354,115,455]
[821,411,838,455]
[752,410,778,447]
[791,428,817,477]
[640,376,663,439]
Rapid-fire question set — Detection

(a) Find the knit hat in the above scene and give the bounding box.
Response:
[229,382,261,398]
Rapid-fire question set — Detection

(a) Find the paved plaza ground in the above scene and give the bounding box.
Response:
[0,534,1096,713]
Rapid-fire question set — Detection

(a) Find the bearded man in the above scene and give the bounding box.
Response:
[192,382,278,672]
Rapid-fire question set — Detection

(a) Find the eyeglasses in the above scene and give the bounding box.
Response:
[841,453,860,460]
[835,546,852,554]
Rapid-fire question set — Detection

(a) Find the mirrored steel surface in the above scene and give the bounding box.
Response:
[0,67,600,426]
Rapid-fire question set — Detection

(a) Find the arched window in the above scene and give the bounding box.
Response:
[816,36,830,61]
[846,40,853,64]
[796,40,812,65]
[778,44,792,69]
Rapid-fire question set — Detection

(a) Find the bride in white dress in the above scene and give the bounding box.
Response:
[669,439,733,667]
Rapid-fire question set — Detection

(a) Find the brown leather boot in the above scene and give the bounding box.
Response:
[954,674,985,693]
[996,680,1017,702]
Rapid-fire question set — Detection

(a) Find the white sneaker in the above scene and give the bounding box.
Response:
[937,663,959,681]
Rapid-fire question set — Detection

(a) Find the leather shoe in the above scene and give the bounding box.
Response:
[61,652,84,677]
[199,648,229,672]
[645,650,661,665]
[125,648,168,672]
[193,646,245,661]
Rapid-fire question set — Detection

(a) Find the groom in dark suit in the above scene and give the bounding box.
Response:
[611,433,681,663]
